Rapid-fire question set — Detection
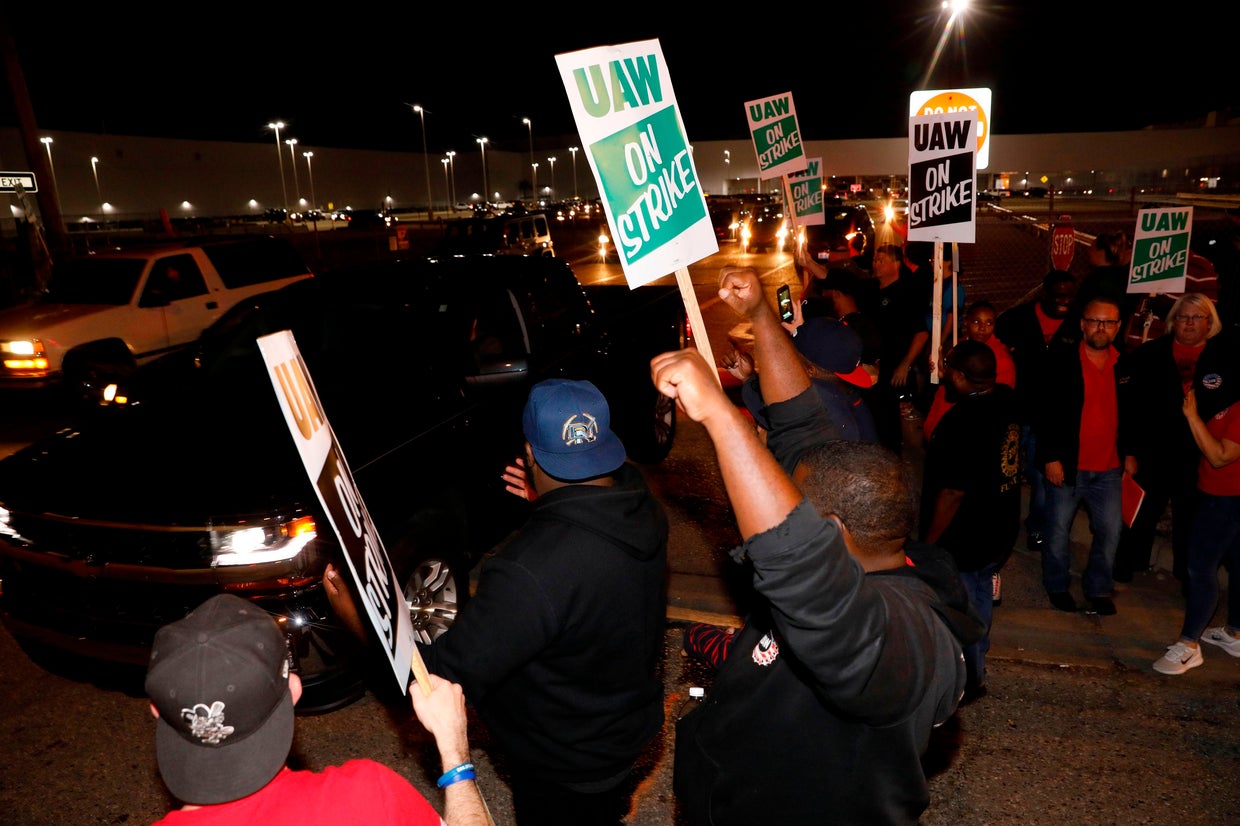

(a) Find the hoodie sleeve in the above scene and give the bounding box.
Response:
[736,501,943,724]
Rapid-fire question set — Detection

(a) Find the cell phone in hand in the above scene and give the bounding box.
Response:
[777,284,794,323]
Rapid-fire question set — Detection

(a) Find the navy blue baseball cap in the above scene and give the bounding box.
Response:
[522,379,627,480]
[795,316,874,388]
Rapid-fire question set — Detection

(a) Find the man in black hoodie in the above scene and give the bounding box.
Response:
[653,267,982,826]
[419,378,669,826]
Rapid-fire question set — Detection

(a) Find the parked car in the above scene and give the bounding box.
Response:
[740,202,789,253]
[435,213,555,257]
[0,254,686,713]
[0,236,314,397]
[794,201,877,276]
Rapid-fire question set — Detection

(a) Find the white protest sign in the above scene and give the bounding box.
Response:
[909,88,992,170]
[257,330,416,694]
[907,110,977,244]
[786,157,825,226]
[745,92,807,181]
[556,40,718,289]
[1129,206,1193,294]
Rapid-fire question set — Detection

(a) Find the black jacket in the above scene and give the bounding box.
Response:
[674,388,983,825]
[420,462,668,784]
[994,300,1075,423]
[1116,334,1200,482]
[1034,342,1129,485]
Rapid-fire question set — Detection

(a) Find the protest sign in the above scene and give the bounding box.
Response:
[257,331,418,695]
[555,40,717,289]
[787,157,825,226]
[745,92,807,181]
[1129,206,1193,294]
[909,88,992,169]
[907,110,977,244]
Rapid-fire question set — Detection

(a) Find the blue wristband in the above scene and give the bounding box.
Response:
[437,762,476,788]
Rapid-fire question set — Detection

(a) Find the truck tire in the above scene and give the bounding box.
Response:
[61,343,136,406]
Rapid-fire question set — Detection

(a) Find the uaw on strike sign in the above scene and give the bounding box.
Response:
[556,40,717,288]
[258,331,416,693]
[907,110,977,244]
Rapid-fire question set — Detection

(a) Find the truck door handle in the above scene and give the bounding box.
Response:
[206,301,218,310]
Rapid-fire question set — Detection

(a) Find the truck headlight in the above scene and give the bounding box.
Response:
[0,339,49,372]
[210,515,317,565]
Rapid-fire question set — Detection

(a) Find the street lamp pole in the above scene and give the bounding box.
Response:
[531,163,538,205]
[441,157,450,211]
[723,149,730,194]
[40,137,61,213]
[285,138,301,208]
[446,150,457,209]
[547,157,556,201]
[302,152,316,210]
[477,137,489,207]
[522,117,534,199]
[412,104,434,220]
[90,155,104,221]
[266,121,288,214]
[569,146,578,201]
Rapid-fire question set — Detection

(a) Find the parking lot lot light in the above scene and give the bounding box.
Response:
[266,121,288,214]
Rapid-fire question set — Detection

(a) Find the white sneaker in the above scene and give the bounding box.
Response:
[1200,627,1240,658]
[1153,641,1204,675]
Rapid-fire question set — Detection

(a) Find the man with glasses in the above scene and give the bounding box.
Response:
[1116,294,1223,588]
[1034,296,1134,615]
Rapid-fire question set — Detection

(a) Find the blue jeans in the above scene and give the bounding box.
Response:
[1181,493,1240,641]
[1022,424,1047,537]
[960,562,999,689]
[1042,467,1122,598]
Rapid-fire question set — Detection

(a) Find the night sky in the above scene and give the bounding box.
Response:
[1,3,1233,157]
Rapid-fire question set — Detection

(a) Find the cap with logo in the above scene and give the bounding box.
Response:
[522,378,627,481]
[145,593,294,805]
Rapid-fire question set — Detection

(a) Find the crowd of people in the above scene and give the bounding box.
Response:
[138,216,1239,824]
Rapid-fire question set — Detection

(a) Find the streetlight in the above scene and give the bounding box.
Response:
[531,162,539,205]
[285,138,301,207]
[723,149,730,194]
[40,137,61,212]
[445,150,457,209]
[569,146,579,200]
[90,156,104,221]
[547,156,556,201]
[411,104,434,220]
[522,118,534,196]
[302,151,316,210]
[266,121,288,213]
[441,157,450,211]
[477,137,489,206]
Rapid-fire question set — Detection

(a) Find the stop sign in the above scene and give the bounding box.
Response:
[1051,217,1075,271]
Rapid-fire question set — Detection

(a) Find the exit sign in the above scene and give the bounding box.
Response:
[0,172,37,193]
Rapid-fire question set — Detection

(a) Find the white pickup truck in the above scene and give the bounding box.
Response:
[0,236,314,394]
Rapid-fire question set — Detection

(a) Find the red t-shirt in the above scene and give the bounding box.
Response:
[1077,343,1120,472]
[1034,303,1064,344]
[1198,404,1240,497]
[987,337,1017,388]
[1172,339,1206,393]
[153,761,444,826]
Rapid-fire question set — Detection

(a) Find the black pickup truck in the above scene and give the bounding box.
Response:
[0,254,687,712]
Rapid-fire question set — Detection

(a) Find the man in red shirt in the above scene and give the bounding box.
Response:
[1034,296,1135,615]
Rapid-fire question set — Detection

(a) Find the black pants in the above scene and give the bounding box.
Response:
[509,773,630,826]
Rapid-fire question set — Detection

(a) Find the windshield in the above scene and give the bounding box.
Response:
[45,258,145,305]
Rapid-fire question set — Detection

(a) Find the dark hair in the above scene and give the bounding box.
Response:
[797,441,916,551]
[1083,294,1122,316]
[1041,269,1075,291]
[964,300,996,318]
[1093,230,1128,265]
[875,244,904,265]
[902,241,931,267]
[946,339,996,385]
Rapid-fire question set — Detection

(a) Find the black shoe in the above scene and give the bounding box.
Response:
[1048,591,1077,612]
[1027,532,1045,552]
[1087,596,1117,616]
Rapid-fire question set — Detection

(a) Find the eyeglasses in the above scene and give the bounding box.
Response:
[1174,314,1208,323]
[1083,318,1120,328]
